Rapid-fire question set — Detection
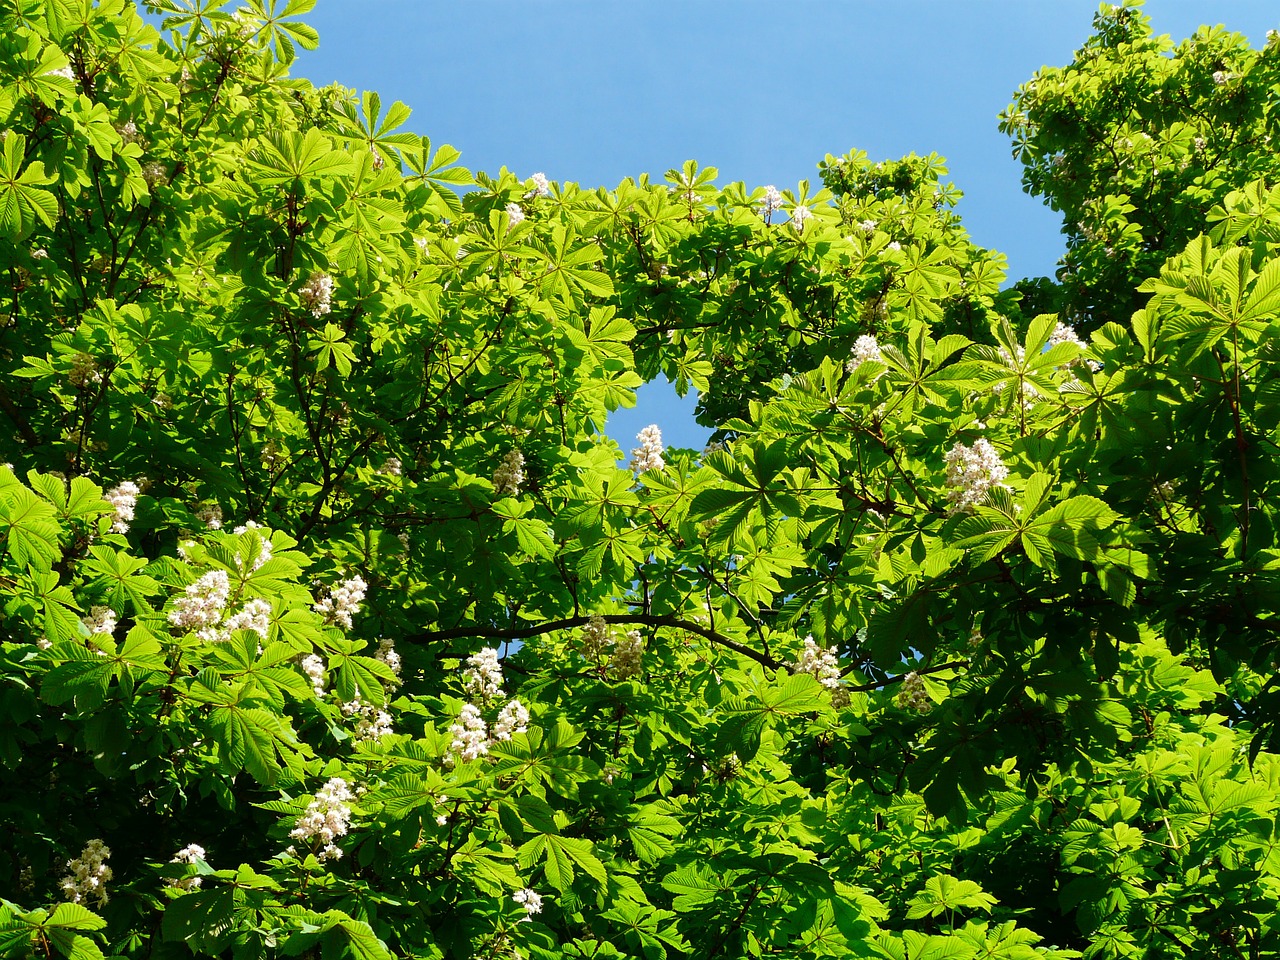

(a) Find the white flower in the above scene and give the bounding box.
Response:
[289,777,354,863]
[579,615,612,663]
[46,65,75,80]
[374,638,401,682]
[1048,322,1086,351]
[196,504,223,529]
[630,425,664,474]
[790,204,812,232]
[168,844,206,891]
[69,352,103,387]
[313,575,367,631]
[169,570,232,640]
[300,653,327,697]
[701,440,726,459]
[846,334,882,373]
[759,185,783,218]
[346,700,394,741]
[611,629,644,680]
[1212,69,1230,85]
[377,456,402,477]
[791,635,841,690]
[858,219,877,233]
[82,606,117,637]
[463,647,504,702]
[448,703,489,763]
[105,481,140,534]
[225,598,272,641]
[513,887,543,916]
[116,121,140,145]
[493,449,524,497]
[32,248,49,260]
[298,271,334,318]
[505,202,525,228]
[943,438,1010,515]
[141,162,167,188]
[493,699,529,741]
[886,240,901,251]
[62,840,112,907]
[526,172,551,198]
[896,671,932,713]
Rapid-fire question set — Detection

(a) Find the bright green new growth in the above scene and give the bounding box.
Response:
[2,1,1280,959]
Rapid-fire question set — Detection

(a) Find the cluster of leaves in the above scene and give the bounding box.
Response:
[2,1,1280,959]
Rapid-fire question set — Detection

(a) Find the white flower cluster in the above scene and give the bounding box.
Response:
[1048,322,1086,351]
[298,271,334,318]
[611,629,645,680]
[578,616,644,679]
[232,521,272,571]
[342,696,394,742]
[759,185,783,218]
[493,699,530,741]
[513,887,543,916]
[463,647,505,702]
[493,449,524,497]
[105,481,139,534]
[630,425,664,474]
[116,121,140,145]
[448,702,489,763]
[375,638,402,681]
[377,456,402,477]
[846,334,882,373]
[505,202,525,228]
[1212,69,1233,85]
[196,503,223,529]
[943,438,1010,515]
[579,615,612,663]
[168,570,232,640]
[859,218,877,233]
[289,777,354,862]
[224,597,271,641]
[449,648,529,762]
[46,65,74,80]
[61,839,111,907]
[82,606,117,638]
[896,671,932,713]
[526,172,551,198]
[791,204,812,232]
[300,653,327,697]
[792,635,842,690]
[167,843,206,891]
[701,440,726,459]
[313,575,367,630]
[141,162,167,188]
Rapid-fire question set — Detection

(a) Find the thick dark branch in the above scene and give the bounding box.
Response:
[406,613,782,670]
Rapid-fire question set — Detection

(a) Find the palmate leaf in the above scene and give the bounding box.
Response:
[0,484,62,571]
[660,863,731,912]
[41,645,115,709]
[517,834,606,893]
[206,700,305,785]
[490,721,597,798]
[244,127,350,188]
[0,133,58,240]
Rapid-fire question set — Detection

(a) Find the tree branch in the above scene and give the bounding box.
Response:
[406,613,782,670]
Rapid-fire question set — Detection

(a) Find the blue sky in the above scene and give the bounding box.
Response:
[284,1,1278,454]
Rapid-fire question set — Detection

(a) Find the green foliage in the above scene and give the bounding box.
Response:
[2,1,1280,959]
